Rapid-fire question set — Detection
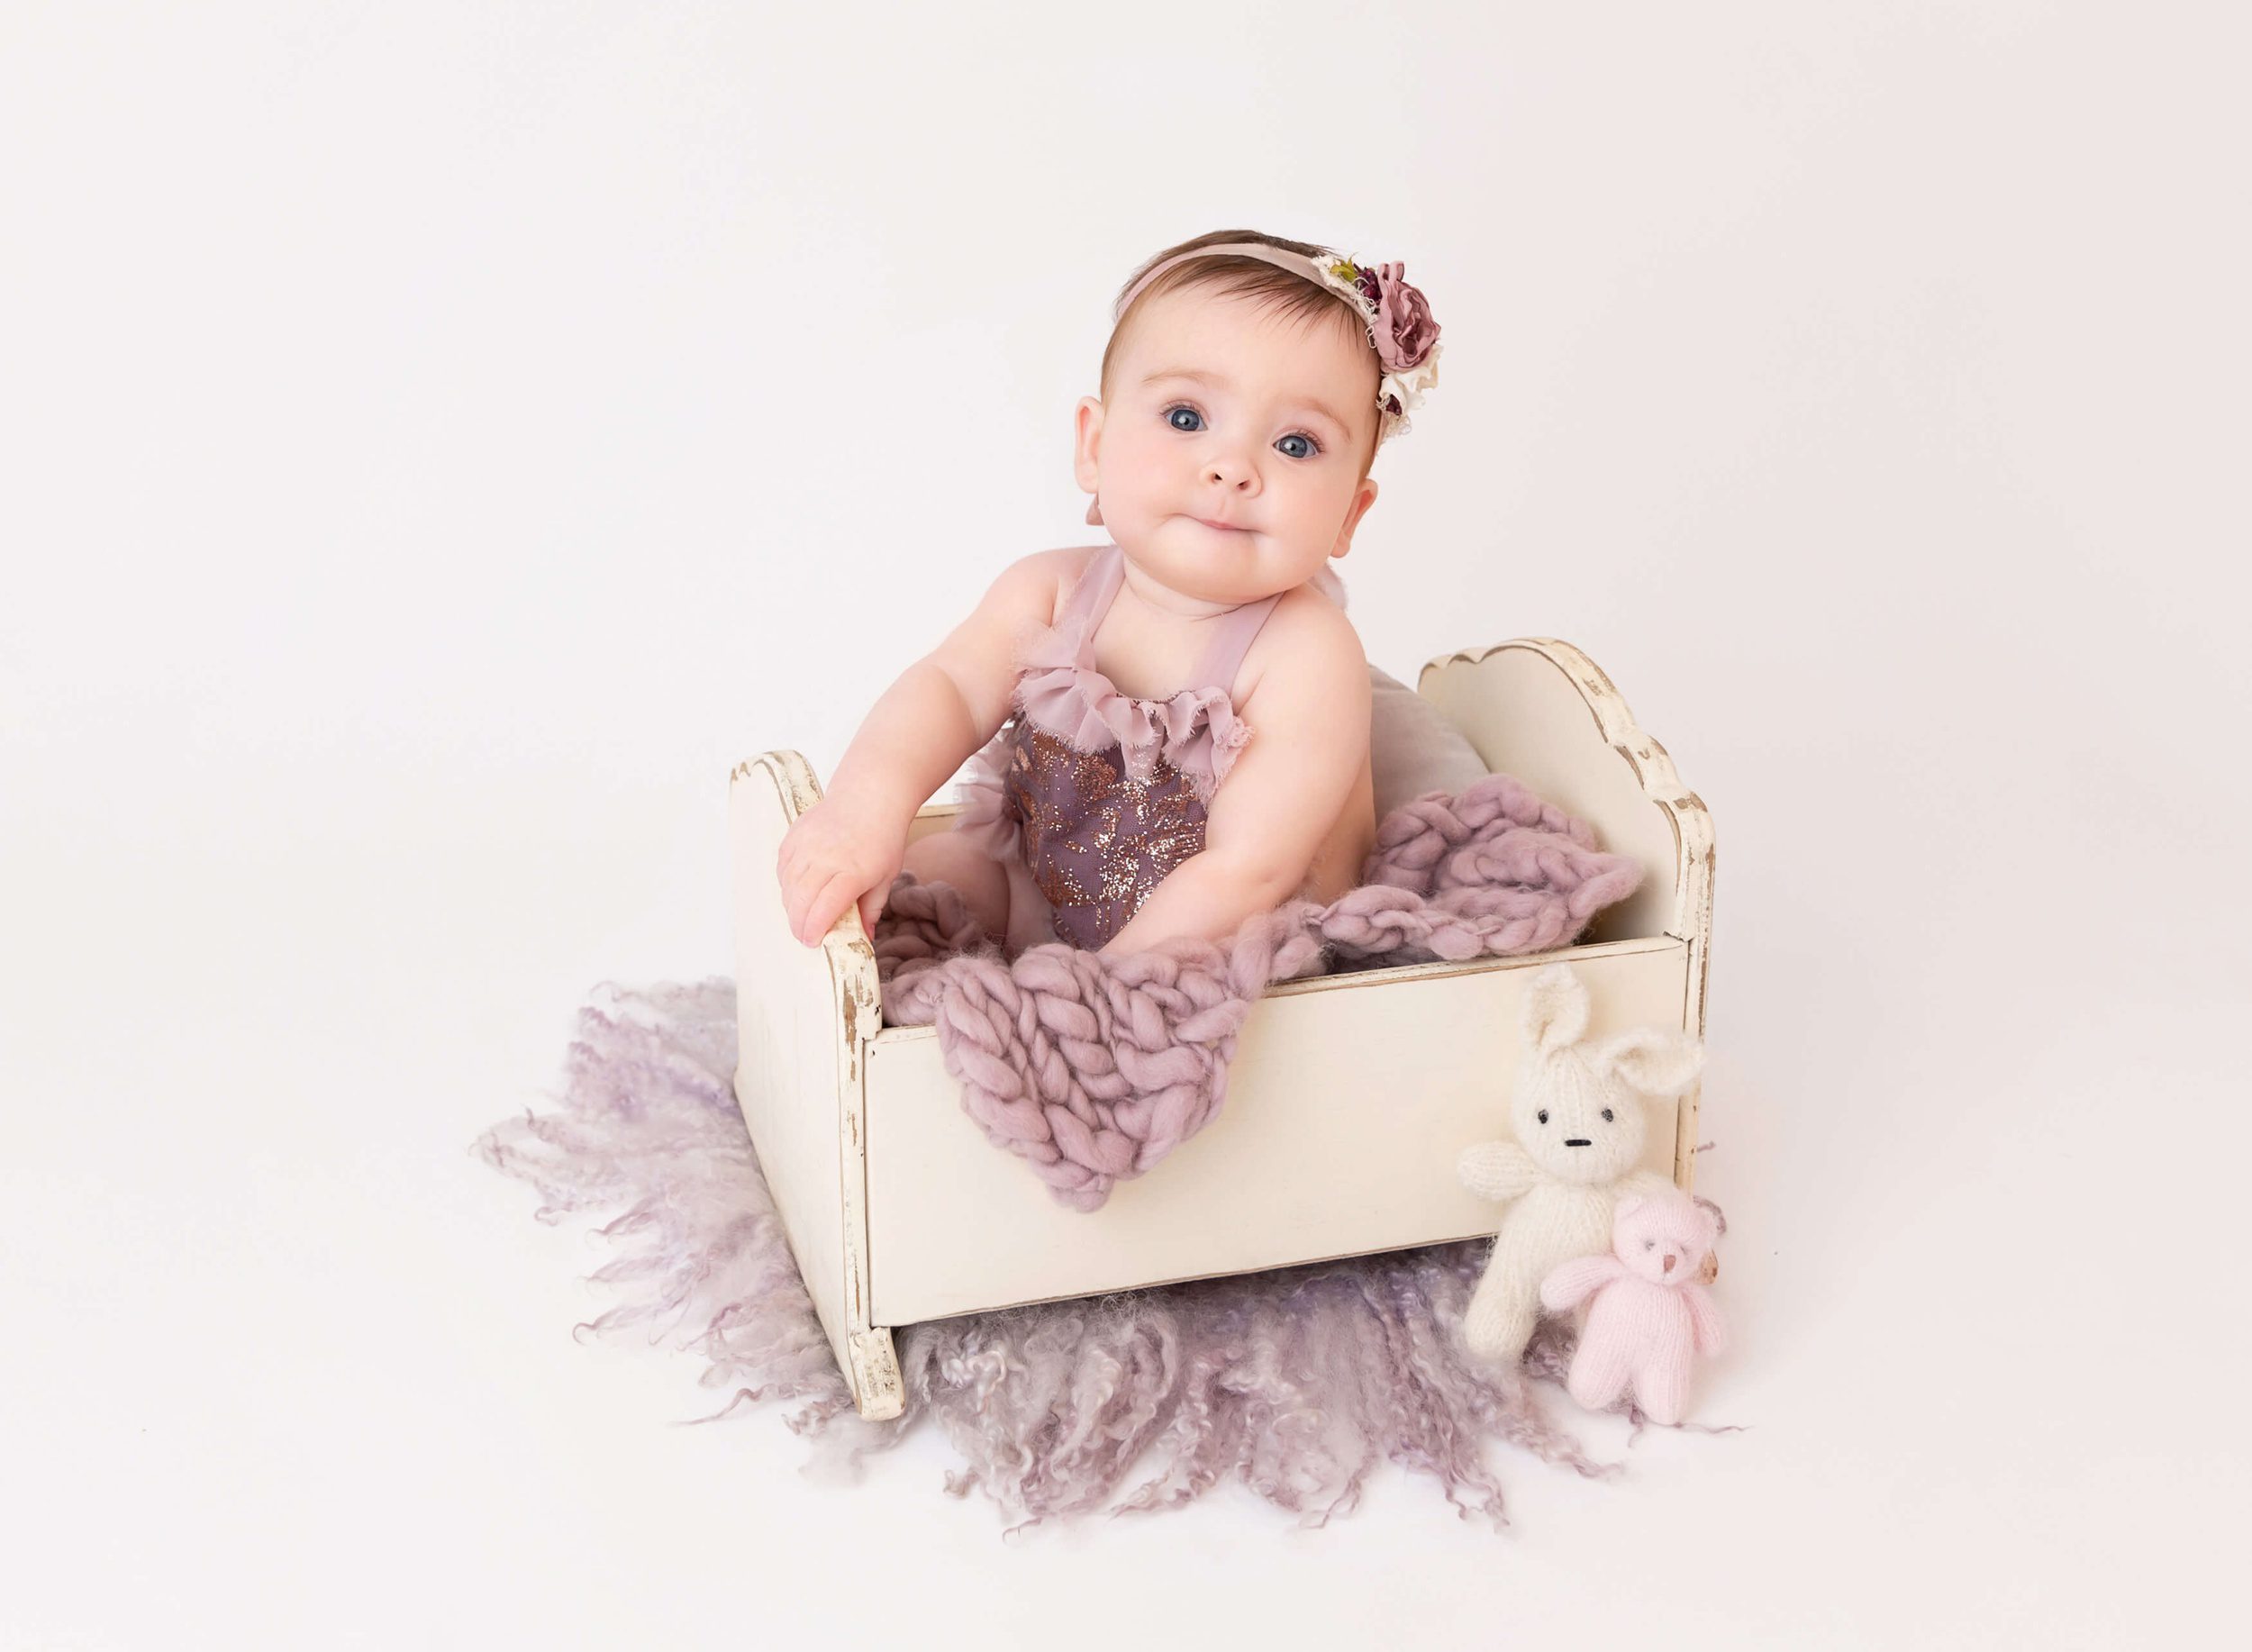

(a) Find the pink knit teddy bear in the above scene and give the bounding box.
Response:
[1539,1189,1726,1424]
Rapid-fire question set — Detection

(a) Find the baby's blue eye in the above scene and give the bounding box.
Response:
[1167,405,1203,432]
[1277,432,1317,459]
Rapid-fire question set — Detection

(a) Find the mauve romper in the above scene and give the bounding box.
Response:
[953,541,1286,952]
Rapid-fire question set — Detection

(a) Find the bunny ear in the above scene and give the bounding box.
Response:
[1521,963,1588,1055]
[1615,1195,1648,1222]
[1598,1027,1706,1096]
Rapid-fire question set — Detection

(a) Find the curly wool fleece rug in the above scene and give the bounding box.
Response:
[474,978,1715,1534]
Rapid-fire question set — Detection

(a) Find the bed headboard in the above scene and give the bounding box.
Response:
[1415,639,1711,948]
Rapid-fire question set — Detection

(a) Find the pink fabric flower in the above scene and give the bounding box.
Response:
[1365,261,1440,375]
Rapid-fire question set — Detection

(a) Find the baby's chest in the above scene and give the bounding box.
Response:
[1085,600,1258,703]
[1087,640,1215,703]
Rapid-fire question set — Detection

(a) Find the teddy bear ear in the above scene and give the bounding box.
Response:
[1597,1027,1707,1096]
[1521,963,1589,1056]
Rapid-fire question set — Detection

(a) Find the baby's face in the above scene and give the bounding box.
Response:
[1076,285,1382,606]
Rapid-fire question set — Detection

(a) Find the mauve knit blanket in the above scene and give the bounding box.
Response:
[872,772,1643,1210]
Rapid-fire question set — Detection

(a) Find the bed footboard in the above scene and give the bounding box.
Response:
[726,752,901,1421]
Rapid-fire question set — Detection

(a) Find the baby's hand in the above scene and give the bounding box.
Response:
[776,794,907,948]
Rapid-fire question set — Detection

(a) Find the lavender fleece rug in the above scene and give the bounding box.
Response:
[476,979,1676,1535]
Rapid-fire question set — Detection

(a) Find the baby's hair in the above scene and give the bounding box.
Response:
[1101,228,1384,477]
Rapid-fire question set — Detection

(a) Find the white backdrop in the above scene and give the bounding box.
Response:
[5,3,2247,1647]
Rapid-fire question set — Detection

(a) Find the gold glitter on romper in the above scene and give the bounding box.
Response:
[1003,718,1209,947]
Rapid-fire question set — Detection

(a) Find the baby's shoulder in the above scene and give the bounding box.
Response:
[1276,572,1356,626]
[1238,578,1367,711]
[978,543,1104,629]
[1255,577,1364,665]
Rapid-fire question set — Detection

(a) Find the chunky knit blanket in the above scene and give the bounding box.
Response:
[872,773,1644,1210]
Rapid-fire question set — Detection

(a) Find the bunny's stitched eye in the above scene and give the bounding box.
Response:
[1644,1239,1656,1250]
[1601,1107,1614,1122]
[1536,1110,1549,1126]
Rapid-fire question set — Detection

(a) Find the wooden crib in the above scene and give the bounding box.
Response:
[728,639,1714,1420]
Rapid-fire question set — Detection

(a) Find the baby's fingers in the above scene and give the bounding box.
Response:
[778,854,838,940]
[777,815,821,877]
[795,869,859,947]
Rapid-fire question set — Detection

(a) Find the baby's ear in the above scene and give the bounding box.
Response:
[1330,474,1379,560]
[1073,396,1105,496]
[1521,964,1589,1056]
[1598,1028,1706,1096]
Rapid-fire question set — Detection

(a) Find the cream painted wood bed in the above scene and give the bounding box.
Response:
[729,639,1714,1420]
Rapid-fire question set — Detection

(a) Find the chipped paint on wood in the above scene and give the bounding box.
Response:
[727,747,891,1421]
[848,1329,904,1420]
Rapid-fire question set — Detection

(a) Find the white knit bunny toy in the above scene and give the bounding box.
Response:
[1456,962,1707,1367]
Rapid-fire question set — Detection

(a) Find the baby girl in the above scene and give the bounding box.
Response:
[776,229,1443,957]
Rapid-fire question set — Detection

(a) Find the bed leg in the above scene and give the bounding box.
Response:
[848,1328,904,1421]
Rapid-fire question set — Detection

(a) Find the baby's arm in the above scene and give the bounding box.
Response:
[1099,590,1370,955]
[777,549,1073,947]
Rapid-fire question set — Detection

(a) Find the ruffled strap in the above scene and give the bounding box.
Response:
[1002,543,1269,803]
[1012,636,1253,804]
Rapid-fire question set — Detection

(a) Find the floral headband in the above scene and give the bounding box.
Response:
[1112,240,1444,444]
